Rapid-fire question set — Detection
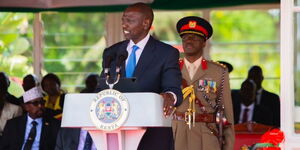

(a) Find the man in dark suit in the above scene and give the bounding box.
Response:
[247,65,280,127]
[100,3,182,150]
[0,87,60,150]
[55,128,96,150]
[232,79,279,127]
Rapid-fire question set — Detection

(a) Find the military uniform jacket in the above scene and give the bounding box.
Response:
[172,59,235,150]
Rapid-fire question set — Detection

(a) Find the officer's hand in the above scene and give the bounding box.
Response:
[160,93,175,117]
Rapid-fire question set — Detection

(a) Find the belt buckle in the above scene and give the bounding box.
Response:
[184,112,189,124]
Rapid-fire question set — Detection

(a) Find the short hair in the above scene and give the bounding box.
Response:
[0,72,10,89]
[127,2,154,25]
[248,65,263,77]
[41,73,61,88]
[23,74,39,85]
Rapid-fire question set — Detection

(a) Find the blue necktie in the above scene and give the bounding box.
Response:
[24,121,37,150]
[83,132,92,150]
[126,45,139,77]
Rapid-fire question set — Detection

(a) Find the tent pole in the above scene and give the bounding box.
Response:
[33,13,43,80]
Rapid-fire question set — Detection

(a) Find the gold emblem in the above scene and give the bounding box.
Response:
[189,21,197,28]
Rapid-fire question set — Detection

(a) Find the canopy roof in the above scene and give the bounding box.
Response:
[0,0,279,12]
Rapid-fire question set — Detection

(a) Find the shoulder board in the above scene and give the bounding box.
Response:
[179,58,184,70]
[207,60,227,69]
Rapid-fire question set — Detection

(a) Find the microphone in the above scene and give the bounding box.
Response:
[103,53,114,77]
[116,50,128,74]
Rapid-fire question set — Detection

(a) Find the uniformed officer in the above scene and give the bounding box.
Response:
[172,16,234,150]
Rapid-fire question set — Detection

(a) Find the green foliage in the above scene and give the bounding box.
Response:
[210,10,280,95]
[42,12,106,92]
[0,13,34,81]
[211,10,278,42]
[153,11,202,42]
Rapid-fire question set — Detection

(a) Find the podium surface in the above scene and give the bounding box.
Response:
[61,92,171,150]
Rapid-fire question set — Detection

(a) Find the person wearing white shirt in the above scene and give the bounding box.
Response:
[99,2,183,150]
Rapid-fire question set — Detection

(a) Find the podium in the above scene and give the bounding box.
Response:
[61,92,171,150]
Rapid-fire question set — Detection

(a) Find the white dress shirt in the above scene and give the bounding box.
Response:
[256,88,263,105]
[238,103,255,123]
[184,57,202,80]
[22,115,43,150]
[125,34,150,66]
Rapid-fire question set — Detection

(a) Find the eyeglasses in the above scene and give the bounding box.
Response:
[26,100,46,106]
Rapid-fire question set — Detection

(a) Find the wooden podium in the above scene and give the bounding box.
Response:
[61,92,171,150]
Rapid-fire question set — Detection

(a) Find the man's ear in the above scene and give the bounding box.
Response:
[202,40,207,47]
[143,19,151,30]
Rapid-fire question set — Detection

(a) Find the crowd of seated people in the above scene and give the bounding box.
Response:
[0,72,99,149]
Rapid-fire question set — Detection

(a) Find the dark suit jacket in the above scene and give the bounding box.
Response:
[55,128,81,150]
[100,36,182,104]
[100,36,183,150]
[0,115,60,150]
[232,90,280,127]
[258,89,280,127]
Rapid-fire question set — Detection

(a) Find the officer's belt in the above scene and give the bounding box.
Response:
[173,112,216,123]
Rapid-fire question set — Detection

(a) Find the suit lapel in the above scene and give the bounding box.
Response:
[119,41,129,77]
[73,128,81,150]
[18,115,27,148]
[40,118,49,149]
[182,65,191,84]
[134,36,157,78]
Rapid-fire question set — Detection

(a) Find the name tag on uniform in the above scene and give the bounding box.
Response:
[198,79,217,93]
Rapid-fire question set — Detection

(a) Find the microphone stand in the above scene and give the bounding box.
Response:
[105,72,120,89]
[105,51,128,90]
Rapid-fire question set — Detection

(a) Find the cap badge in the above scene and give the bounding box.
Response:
[189,21,197,28]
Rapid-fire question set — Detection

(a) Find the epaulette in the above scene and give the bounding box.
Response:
[207,60,227,69]
[179,58,184,70]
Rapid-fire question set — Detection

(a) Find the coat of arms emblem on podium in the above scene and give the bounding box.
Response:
[90,89,129,131]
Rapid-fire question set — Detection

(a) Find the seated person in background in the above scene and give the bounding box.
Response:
[41,73,66,119]
[232,79,277,127]
[233,79,257,124]
[0,72,23,142]
[0,87,60,150]
[22,74,39,92]
[247,65,280,127]
[80,73,99,93]
[0,72,20,105]
[19,74,40,105]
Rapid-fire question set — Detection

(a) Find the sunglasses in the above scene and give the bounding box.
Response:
[26,100,46,106]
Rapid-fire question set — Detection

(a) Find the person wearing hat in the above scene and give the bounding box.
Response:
[172,16,234,150]
[0,87,60,150]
